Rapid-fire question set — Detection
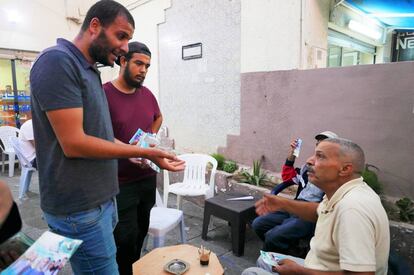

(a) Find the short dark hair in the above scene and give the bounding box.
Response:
[323,138,365,174]
[81,0,135,32]
[115,42,151,65]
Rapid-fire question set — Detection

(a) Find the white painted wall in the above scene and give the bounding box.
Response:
[101,0,172,99]
[0,0,90,52]
[241,0,330,73]
[0,0,169,100]
[301,0,330,69]
[241,0,302,72]
[158,0,241,153]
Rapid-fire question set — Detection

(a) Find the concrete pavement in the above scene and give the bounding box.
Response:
[2,169,263,274]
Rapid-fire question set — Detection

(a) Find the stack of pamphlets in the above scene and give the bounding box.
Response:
[260,250,285,267]
[1,231,82,275]
[129,128,161,172]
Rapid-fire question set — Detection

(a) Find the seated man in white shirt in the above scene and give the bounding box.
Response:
[243,138,390,275]
[18,119,36,168]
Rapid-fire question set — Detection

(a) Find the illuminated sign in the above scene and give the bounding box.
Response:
[392,31,414,62]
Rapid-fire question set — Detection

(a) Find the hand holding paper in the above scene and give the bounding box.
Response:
[129,128,161,172]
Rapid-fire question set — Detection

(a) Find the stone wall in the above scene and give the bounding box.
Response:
[159,0,241,153]
[390,221,414,270]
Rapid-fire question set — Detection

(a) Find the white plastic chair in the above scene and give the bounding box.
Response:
[0,126,20,177]
[10,137,36,199]
[142,188,186,251]
[163,153,218,209]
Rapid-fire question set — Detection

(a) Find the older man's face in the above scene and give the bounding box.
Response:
[306,142,342,189]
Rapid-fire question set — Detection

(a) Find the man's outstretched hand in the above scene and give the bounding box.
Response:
[145,148,185,172]
[287,139,299,161]
[272,259,306,274]
[255,193,287,216]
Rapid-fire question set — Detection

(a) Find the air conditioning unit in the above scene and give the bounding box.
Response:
[311,46,327,68]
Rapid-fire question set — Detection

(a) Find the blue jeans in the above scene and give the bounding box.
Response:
[43,199,119,275]
[252,211,315,252]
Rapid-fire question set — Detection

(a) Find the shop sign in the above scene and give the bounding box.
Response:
[392,31,414,62]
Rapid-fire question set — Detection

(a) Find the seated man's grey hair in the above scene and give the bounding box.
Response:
[324,138,365,175]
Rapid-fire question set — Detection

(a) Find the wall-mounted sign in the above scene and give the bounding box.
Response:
[182,43,202,60]
[392,31,414,62]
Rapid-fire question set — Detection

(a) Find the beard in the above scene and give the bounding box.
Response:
[123,62,145,88]
[88,30,115,66]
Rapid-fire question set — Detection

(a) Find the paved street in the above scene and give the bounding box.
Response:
[2,169,263,274]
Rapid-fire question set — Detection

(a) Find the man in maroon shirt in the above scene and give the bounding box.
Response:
[103,41,162,275]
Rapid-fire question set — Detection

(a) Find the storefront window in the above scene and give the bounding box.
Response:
[328,46,342,67]
[327,29,376,67]
[0,59,17,126]
[15,60,32,123]
[0,57,34,127]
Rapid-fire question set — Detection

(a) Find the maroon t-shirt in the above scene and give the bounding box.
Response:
[103,82,161,184]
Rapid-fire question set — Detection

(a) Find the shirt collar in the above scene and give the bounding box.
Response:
[319,177,364,214]
[56,38,99,73]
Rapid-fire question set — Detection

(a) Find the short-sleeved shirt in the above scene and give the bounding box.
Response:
[30,38,118,215]
[18,119,36,162]
[103,82,161,183]
[304,177,390,274]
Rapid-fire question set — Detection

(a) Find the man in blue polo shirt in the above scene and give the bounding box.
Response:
[30,1,184,274]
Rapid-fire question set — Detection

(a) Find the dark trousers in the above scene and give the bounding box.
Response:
[30,158,37,169]
[114,175,156,275]
[251,211,316,253]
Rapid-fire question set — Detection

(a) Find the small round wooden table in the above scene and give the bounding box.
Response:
[133,244,224,275]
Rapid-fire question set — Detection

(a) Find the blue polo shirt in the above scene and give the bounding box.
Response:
[30,38,118,215]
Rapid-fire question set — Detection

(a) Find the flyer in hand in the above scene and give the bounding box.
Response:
[129,128,161,172]
[129,128,146,145]
[260,250,285,267]
[1,231,82,275]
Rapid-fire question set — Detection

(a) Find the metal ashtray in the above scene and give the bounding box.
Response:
[164,259,190,275]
